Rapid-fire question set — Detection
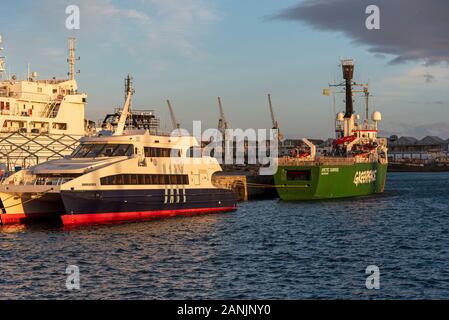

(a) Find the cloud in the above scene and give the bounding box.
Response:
[86,0,151,22]
[40,47,65,58]
[381,122,449,139]
[379,64,449,88]
[274,0,449,65]
[423,73,435,83]
[37,0,219,59]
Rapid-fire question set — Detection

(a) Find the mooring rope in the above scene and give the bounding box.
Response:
[245,182,310,189]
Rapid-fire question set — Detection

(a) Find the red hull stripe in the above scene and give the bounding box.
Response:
[61,206,237,226]
[0,212,57,225]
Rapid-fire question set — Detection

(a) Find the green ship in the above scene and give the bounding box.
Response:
[274,59,388,200]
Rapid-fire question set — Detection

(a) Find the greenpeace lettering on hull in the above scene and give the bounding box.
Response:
[353,170,377,186]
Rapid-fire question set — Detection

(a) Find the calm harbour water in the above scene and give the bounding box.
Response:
[1,172,449,299]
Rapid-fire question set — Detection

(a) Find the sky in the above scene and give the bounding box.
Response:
[0,0,448,139]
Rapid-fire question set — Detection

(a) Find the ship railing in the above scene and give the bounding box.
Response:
[31,177,72,186]
[6,91,51,102]
[278,156,383,166]
[278,156,354,166]
[0,109,22,117]
[5,177,72,186]
[355,123,378,131]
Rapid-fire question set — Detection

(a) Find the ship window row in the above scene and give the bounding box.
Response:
[100,174,189,185]
[144,147,181,158]
[72,144,133,158]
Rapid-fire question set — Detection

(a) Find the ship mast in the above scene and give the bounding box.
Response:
[364,86,370,123]
[114,75,134,136]
[0,34,5,79]
[67,37,79,80]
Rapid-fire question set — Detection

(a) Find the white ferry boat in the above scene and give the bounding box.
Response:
[0,78,237,226]
[0,37,88,174]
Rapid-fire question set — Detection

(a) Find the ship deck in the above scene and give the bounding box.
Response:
[278,156,387,167]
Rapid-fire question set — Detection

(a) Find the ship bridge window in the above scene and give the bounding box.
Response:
[100,174,189,186]
[286,170,311,181]
[71,144,133,158]
[144,147,181,158]
[85,144,106,158]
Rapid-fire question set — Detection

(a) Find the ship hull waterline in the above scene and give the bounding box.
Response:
[0,188,237,226]
[274,162,387,201]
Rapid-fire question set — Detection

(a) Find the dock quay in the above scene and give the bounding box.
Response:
[212,173,248,202]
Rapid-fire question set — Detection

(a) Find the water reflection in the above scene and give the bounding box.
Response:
[2,173,449,299]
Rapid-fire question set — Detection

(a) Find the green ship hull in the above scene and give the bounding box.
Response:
[274,160,387,200]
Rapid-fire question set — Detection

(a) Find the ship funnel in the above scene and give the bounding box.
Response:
[341,59,354,118]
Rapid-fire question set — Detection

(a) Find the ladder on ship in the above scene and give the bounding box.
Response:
[40,101,60,118]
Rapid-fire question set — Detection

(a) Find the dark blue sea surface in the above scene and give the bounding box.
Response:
[1,172,449,299]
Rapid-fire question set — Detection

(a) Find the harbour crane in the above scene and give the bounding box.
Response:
[166,99,180,130]
[217,96,229,134]
[267,93,283,141]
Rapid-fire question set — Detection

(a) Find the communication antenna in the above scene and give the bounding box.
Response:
[363,85,370,123]
[67,37,80,80]
[0,34,5,78]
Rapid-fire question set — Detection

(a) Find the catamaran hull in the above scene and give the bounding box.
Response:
[0,212,59,225]
[0,192,64,225]
[60,188,237,226]
[1,188,237,226]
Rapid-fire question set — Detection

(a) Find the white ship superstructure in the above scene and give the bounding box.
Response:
[0,37,87,174]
